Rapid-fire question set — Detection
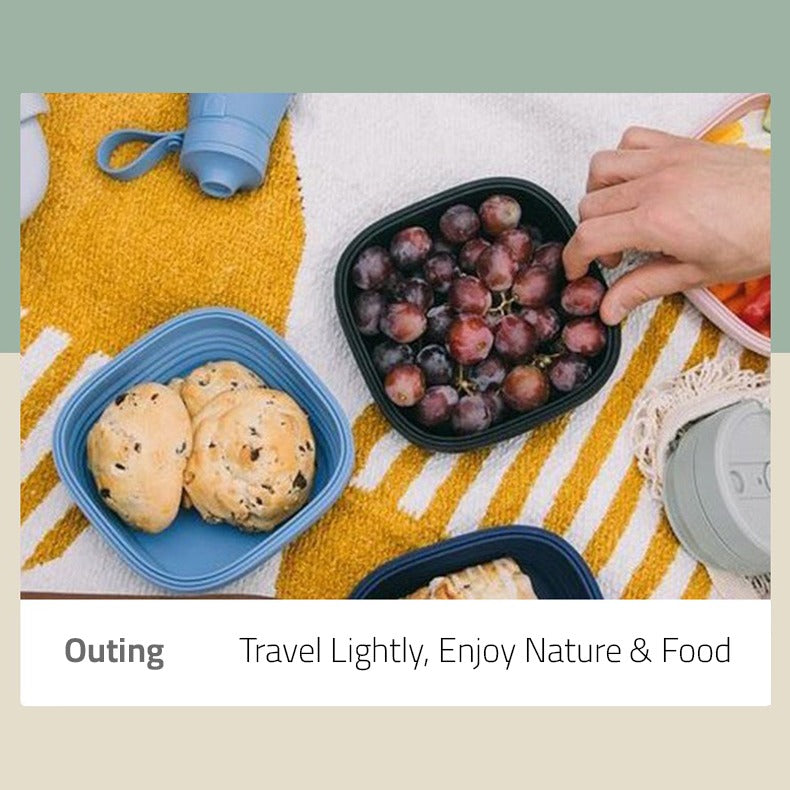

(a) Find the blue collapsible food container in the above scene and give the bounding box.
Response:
[53,308,354,593]
[350,526,602,599]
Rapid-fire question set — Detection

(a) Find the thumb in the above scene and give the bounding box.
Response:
[600,257,700,325]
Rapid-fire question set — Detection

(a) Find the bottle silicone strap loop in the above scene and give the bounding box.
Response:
[96,129,184,181]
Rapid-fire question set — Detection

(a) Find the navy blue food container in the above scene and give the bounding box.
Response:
[335,177,621,453]
[350,526,602,599]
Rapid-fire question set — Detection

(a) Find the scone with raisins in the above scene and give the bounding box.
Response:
[171,360,265,418]
[86,382,192,532]
[184,388,315,532]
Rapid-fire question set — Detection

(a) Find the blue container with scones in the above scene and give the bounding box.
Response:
[53,308,353,593]
[350,526,602,599]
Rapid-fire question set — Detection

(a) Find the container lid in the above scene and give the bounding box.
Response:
[693,401,770,572]
[20,92,48,122]
[665,432,749,572]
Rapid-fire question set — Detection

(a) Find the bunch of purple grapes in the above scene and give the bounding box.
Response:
[351,194,608,436]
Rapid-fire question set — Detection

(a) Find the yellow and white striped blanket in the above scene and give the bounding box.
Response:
[21,93,766,598]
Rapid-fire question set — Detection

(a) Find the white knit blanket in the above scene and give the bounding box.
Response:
[22,93,749,597]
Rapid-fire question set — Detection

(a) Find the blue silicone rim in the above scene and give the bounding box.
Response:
[52,307,354,592]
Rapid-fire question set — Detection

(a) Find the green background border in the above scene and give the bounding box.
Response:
[3,1,783,350]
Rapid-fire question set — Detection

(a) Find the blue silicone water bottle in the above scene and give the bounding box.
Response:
[96,93,292,199]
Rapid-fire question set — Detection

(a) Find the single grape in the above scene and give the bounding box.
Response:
[372,341,414,376]
[513,265,558,308]
[562,317,607,357]
[502,365,550,411]
[476,243,518,292]
[497,227,533,265]
[494,314,537,361]
[458,237,491,273]
[446,315,495,366]
[532,241,565,278]
[390,226,432,270]
[439,204,481,244]
[416,385,459,427]
[560,276,605,317]
[426,304,455,343]
[384,363,426,407]
[548,353,592,393]
[452,394,492,435]
[353,291,385,336]
[400,277,434,312]
[352,246,394,290]
[479,194,522,236]
[422,252,456,294]
[417,344,454,385]
[448,275,493,315]
[379,301,427,343]
[520,306,562,344]
[468,354,507,391]
[482,390,506,425]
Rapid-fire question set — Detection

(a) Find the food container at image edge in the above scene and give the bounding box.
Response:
[685,93,771,357]
[349,526,602,599]
[52,308,354,593]
[663,401,770,575]
[335,177,621,452]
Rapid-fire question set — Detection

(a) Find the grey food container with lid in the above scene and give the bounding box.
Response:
[664,400,770,575]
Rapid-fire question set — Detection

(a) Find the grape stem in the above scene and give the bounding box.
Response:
[533,352,562,370]
[487,293,516,317]
[455,366,476,395]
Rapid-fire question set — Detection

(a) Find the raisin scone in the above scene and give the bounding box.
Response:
[184,388,315,532]
[86,382,192,533]
[406,558,537,599]
[172,360,265,418]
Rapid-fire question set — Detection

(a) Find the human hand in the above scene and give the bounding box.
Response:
[563,126,771,325]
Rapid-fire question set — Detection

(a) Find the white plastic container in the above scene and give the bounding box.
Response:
[20,92,50,222]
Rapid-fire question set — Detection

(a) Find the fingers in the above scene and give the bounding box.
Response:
[571,126,697,287]
[578,182,643,272]
[587,127,695,191]
[600,257,701,325]
[579,180,641,221]
[618,126,686,150]
[563,211,653,280]
[586,150,657,192]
